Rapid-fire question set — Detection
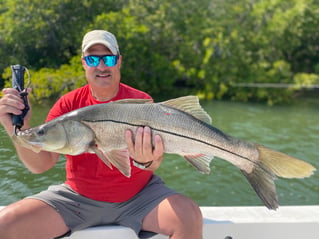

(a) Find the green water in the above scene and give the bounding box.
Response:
[0,99,318,207]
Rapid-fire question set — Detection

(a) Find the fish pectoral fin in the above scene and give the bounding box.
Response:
[182,153,213,174]
[104,149,132,178]
[90,145,113,170]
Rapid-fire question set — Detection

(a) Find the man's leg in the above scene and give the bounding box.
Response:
[142,194,203,239]
[0,198,69,239]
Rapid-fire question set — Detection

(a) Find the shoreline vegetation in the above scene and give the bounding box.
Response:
[0,0,318,105]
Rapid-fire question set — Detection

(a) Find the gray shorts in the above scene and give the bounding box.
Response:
[28,175,176,238]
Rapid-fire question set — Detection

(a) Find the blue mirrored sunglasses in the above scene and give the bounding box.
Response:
[84,55,118,67]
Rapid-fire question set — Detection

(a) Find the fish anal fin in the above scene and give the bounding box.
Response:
[182,153,213,174]
[161,96,212,124]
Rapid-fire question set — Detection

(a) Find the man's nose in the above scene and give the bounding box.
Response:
[96,59,111,70]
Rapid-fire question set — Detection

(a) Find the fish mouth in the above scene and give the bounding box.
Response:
[15,130,35,139]
[14,129,43,145]
[11,133,44,153]
[24,142,44,151]
[16,127,34,135]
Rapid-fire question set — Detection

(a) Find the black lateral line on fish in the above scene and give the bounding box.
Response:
[83,119,261,167]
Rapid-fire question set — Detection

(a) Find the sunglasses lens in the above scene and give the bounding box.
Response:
[103,55,118,67]
[84,55,118,67]
[84,56,100,67]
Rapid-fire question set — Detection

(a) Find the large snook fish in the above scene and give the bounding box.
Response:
[12,96,315,209]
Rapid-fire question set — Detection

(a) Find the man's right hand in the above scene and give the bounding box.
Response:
[0,88,32,135]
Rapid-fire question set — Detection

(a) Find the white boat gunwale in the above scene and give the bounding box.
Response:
[1,205,318,238]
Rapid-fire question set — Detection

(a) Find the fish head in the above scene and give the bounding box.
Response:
[12,120,96,155]
[13,121,68,153]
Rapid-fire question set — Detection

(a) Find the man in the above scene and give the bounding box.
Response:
[0,30,203,239]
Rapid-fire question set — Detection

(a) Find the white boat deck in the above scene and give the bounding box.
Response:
[1,205,318,238]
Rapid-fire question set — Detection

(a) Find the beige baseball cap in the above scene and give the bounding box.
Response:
[81,30,120,55]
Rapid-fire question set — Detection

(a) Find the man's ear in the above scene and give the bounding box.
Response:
[118,55,122,69]
[81,57,87,69]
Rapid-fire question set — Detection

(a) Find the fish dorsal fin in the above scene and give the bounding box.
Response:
[161,96,212,124]
[113,98,153,104]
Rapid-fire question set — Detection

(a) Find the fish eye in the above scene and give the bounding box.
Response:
[37,129,45,136]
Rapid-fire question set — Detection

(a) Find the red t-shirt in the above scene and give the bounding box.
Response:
[46,83,153,202]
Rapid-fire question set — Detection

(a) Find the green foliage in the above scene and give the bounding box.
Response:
[0,0,126,69]
[1,0,318,105]
[3,56,85,104]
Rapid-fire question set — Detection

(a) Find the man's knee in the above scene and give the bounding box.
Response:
[169,194,203,226]
[0,207,19,239]
[165,194,203,238]
[0,200,69,239]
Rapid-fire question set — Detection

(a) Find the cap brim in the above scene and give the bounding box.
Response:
[82,40,118,55]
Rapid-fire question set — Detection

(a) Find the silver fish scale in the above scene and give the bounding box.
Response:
[70,102,259,171]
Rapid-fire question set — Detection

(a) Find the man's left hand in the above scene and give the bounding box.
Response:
[125,126,164,171]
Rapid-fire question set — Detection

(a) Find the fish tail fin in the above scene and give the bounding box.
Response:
[242,145,316,210]
[241,166,278,210]
[257,145,316,178]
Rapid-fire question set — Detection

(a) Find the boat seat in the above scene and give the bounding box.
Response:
[62,225,167,239]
